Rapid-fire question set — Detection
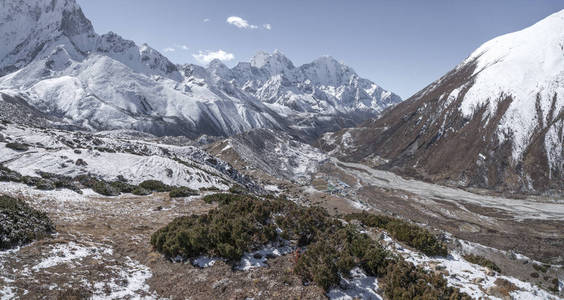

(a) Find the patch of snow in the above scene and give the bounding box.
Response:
[341,131,353,149]
[264,184,281,192]
[192,256,224,268]
[91,257,155,300]
[32,242,111,271]
[235,242,294,271]
[327,267,383,300]
[385,233,559,299]
[221,143,232,152]
[0,286,16,300]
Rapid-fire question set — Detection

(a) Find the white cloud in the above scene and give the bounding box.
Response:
[226,16,258,29]
[193,50,235,64]
[203,18,210,23]
[263,24,272,30]
[162,47,175,53]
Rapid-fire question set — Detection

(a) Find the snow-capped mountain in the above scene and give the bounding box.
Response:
[319,10,564,194]
[0,0,400,140]
[211,50,402,138]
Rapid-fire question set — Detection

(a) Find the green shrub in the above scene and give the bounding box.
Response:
[294,239,341,291]
[0,195,55,250]
[110,181,136,193]
[5,142,29,151]
[35,179,55,190]
[229,185,247,194]
[203,193,245,205]
[275,205,340,247]
[200,186,220,192]
[151,195,282,261]
[132,186,151,196]
[361,244,390,277]
[139,180,173,192]
[169,187,199,198]
[532,263,549,273]
[346,212,447,257]
[549,278,559,293]
[22,176,40,186]
[385,221,447,256]
[75,175,99,188]
[463,254,501,273]
[294,226,390,291]
[92,181,120,196]
[381,259,470,299]
[0,165,22,182]
[152,195,469,296]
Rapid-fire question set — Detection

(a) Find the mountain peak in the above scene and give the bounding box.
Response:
[332,9,564,193]
[0,0,95,74]
[250,50,295,74]
[208,58,227,67]
[296,55,357,87]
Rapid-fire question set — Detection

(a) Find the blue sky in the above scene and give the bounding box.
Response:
[77,0,564,98]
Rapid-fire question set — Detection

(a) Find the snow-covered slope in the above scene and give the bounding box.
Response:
[0,122,260,191]
[319,10,564,194]
[0,0,400,140]
[458,10,564,169]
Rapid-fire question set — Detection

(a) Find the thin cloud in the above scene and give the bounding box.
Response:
[162,47,175,53]
[263,24,272,30]
[193,50,235,64]
[203,18,210,23]
[179,45,190,50]
[226,16,258,29]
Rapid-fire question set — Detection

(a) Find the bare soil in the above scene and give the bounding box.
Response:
[0,188,325,299]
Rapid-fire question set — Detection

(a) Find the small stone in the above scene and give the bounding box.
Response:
[473,277,484,284]
[435,265,447,271]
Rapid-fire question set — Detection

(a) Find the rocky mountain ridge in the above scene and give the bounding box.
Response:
[0,0,401,141]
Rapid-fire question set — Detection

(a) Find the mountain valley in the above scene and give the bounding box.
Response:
[0,1,563,299]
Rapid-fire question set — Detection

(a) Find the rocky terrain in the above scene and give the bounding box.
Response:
[206,128,328,184]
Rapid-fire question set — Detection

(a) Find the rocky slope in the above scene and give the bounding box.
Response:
[0,0,400,140]
[319,10,564,194]
[206,129,328,183]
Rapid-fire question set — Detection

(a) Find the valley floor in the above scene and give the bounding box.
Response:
[0,142,563,299]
